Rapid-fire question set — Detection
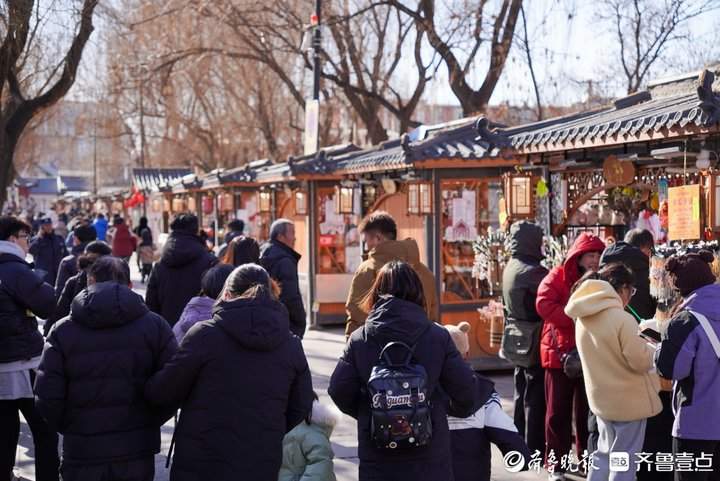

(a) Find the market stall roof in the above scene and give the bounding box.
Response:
[329,116,513,175]
[506,67,720,154]
[253,143,361,183]
[15,176,91,196]
[132,168,192,192]
[170,172,204,193]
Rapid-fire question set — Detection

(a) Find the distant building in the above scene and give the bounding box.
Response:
[15,100,133,191]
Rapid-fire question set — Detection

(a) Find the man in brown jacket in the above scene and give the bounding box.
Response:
[345,211,439,336]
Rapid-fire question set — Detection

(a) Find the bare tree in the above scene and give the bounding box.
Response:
[0,0,99,205]
[600,0,719,94]
[384,0,523,116]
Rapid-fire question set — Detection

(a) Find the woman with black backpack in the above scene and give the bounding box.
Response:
[328,261,476,481]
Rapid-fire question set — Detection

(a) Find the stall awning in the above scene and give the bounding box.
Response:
[132,168,192,193]
[507,67,720,153]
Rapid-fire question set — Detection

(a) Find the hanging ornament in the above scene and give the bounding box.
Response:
[650,192,660,211]
[536,178,549,198]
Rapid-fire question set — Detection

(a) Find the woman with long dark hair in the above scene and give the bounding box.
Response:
[145,263,313,481]
[328,261,476,481]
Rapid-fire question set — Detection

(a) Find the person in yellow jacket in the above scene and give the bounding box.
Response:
[565,262,661,481]
[345,211,438,337]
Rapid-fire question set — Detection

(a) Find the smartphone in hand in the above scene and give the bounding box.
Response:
[640,327,661,343]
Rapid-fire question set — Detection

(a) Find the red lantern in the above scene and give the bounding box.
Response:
[202,196,214,215]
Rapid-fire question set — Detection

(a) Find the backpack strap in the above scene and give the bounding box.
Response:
[688,310,720,359]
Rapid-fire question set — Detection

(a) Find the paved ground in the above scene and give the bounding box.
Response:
[16,260,551,481]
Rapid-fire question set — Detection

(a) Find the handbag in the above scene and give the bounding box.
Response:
[500,318,542,368]
[561,349,583,379]
[550,325,583,378]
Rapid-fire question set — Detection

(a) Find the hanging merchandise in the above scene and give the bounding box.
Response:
[536,178,549,198]
[658,178,669,203]
[636,209,663,243]
[471,228,509,296]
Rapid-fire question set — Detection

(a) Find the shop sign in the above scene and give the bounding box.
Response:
[668,184,701,240]
[603,155,635,186]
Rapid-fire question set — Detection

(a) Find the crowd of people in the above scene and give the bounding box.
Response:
[1,208,719,481]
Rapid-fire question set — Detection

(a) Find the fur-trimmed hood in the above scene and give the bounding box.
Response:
[309,400,342,434]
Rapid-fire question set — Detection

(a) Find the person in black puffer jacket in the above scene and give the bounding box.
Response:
[328,261,477,481]
[54,224,96,299]
[46,241,113,335]
[501,221,548,456]
[29,217,68,285]
[146,214,217,326]
[0,216,59,481]
[35,257,177,481]
[260,219,306,338]
[145,263,314,481]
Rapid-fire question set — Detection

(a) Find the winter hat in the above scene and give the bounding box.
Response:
[444,321,471,356]
[201,264,235,300]
[665,250,716,297]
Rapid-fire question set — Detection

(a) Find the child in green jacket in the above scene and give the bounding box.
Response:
[278,393,341,481]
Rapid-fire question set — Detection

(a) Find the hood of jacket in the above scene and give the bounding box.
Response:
[565,279,623,319]
[365,295,431,345]
[561,232,606,287]
[600,241,648,272]
[179,296,215,324]
[212,294,291,351]
[309,400,342,436]
[70,281,149,329]
[160,231,209,268]
[507,221,544,261]
[368,238,423,267]
[681,283,720,321]
[260,240,301,263]
[0,240,27,261]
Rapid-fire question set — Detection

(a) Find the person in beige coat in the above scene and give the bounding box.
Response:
[565,263,661,481]
[344,211,438,337]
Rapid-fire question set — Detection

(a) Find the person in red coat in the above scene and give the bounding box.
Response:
[536,232,605,480]
[111,217,136,262]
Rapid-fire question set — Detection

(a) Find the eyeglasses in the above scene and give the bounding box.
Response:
[16,233,29,240]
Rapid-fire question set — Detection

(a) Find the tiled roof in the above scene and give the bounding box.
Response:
[132,168,191,192]
[15,176,91,195]
[506,68,720,151]
[330,117,508,174]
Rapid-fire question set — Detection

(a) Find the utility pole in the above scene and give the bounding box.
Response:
[312,0,321,104]
[304,0,322,155]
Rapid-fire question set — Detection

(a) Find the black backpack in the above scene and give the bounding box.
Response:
[368,341,433,450]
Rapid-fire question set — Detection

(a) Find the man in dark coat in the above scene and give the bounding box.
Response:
[29,217,68,285]
[328,294,477,481]
[260,218,306,338]
[146,214,217,326]
[35,257,178,481]
[0,216,59,481]
[501,220,548,455]
[600,228,656,320]
[144,265,313,481]
[54,224,96,298]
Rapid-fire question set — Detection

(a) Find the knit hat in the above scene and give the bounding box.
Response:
[665,250,716,297]
[444,321,471,356]
[201,264,235,300]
